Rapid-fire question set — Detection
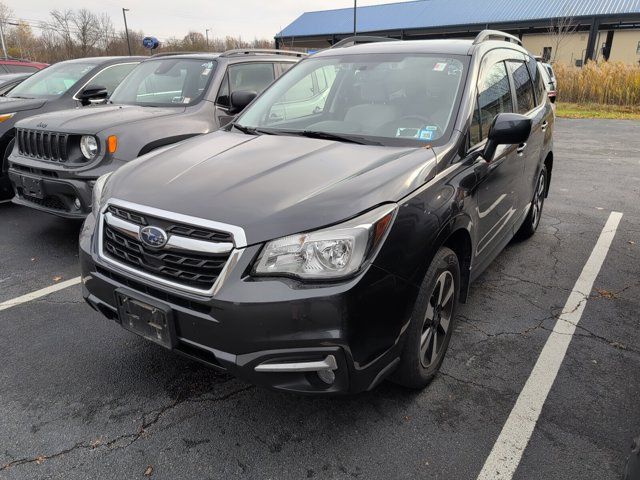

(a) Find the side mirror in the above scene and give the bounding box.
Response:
[229,90,257,114]
[483,113,532,161]
[77,84,108,106]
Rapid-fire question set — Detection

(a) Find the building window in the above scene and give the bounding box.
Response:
[542,47,552,62]
[637,41,640,55]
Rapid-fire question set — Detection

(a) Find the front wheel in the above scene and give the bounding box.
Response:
[393,247,460,389]
[515,166,547,240]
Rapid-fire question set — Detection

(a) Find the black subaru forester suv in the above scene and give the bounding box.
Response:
[80,31,554,394]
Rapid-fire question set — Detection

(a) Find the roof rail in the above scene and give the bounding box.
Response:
[331,36,395,49]
[150,51,211,58]
[219,49,307,58]
[473,30,522,46]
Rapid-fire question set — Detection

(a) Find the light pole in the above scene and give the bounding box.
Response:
[122,8,132,56]
[353,0,357,36]
[206,29,210,49]
[0,20,7,60]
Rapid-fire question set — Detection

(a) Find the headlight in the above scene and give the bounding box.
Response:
[253,204,396,280]
[91,172,112,212]
[80,135,99,159]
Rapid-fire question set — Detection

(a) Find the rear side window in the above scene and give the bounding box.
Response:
[526,57,547,105]
[475,61,513,144]
[5,65,38,73]
[507,61,535,114]
[86,63,138,95]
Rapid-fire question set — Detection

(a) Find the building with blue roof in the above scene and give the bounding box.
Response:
[275,0,640,65]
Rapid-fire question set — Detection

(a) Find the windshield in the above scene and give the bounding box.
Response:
[109,58,216,107]
[236,53,468,146]
[7,61,98,99]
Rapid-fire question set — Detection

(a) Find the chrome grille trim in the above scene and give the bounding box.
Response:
[97,198,246,297]
[104,212,234,254]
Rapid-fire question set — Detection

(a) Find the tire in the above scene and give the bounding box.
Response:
[0,137,15,201]
[515,165,547,240]
[393,247,460,389]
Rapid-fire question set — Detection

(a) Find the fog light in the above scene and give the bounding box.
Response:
[317,369,335,385]
[74,197,81,209]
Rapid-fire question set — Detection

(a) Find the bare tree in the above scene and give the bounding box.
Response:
[546,2,579,63]
[97,13,116,52]
[72,9,101,56]
[49,9,76,58]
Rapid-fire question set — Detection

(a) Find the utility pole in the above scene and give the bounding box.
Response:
[122,8,132,56]
[0,20,7,60]
[353,0,357,36]
[206,29,210,49]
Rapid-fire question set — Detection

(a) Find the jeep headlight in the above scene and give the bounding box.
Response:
[91,172,112,212]
[253,204,396,280]
[80,135,99,160]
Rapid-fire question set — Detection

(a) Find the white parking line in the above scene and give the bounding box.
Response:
[477,211,623,480]
[0,277,81,313]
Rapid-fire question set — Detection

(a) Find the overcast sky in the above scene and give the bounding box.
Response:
[6,0,406,42]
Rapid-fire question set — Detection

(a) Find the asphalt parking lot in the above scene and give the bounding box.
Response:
[1,118,639,480]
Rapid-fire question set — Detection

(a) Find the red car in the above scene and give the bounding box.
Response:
[0,58,48,74]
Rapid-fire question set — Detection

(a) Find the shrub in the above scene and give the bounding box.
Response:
[554,61,640,106]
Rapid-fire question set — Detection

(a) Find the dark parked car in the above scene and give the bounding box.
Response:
[80,31,554,394]
[0,56,143,200]
[0,73,31,96]
[8,50,304,217]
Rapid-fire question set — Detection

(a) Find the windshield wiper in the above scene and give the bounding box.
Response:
[232,123,258,135]
[297,130,382,146]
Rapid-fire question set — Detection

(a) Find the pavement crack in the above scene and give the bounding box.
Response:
[0,385,255,471]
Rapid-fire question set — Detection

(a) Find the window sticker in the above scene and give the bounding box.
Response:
[424,125,438,131]
[433,62,447,72]
[396,127,420,138]
[418,129,435,141]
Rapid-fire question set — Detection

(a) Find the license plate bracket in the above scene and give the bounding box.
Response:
[115,289,176,349]
[21,175,44,199]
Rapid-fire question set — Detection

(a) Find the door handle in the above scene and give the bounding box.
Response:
[541,121,548,132]
[516,143,527,155]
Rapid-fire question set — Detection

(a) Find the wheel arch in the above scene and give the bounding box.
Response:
[137,133,200,157]
[441,226,473,303]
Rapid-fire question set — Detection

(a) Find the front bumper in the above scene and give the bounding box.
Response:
[9,166,93,218]
[80,213,418,395]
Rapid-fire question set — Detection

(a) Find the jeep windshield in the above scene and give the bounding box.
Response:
[109,58,216,107]
[7,61,99,99]
[235,53,468,147]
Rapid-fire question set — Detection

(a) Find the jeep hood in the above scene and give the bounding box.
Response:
[0,96,46,113]
[106,131,438,245]
[16,104,184,134]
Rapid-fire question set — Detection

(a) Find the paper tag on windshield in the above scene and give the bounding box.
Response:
[433,63,447,72]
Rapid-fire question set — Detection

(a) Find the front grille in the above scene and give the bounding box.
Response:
[21,193,68,211]
[106,205,234,243]
[102,206,233,291]
[17,128,69,162]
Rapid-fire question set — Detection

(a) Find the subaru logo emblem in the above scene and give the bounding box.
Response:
[139,226,168,248]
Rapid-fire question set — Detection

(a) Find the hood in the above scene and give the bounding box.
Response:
[0,96,46,113]
[16,104,184,134]
[106,131,438,245]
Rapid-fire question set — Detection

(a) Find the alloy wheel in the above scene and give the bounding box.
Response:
[531,172,546,228]
[420,271,455,368]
